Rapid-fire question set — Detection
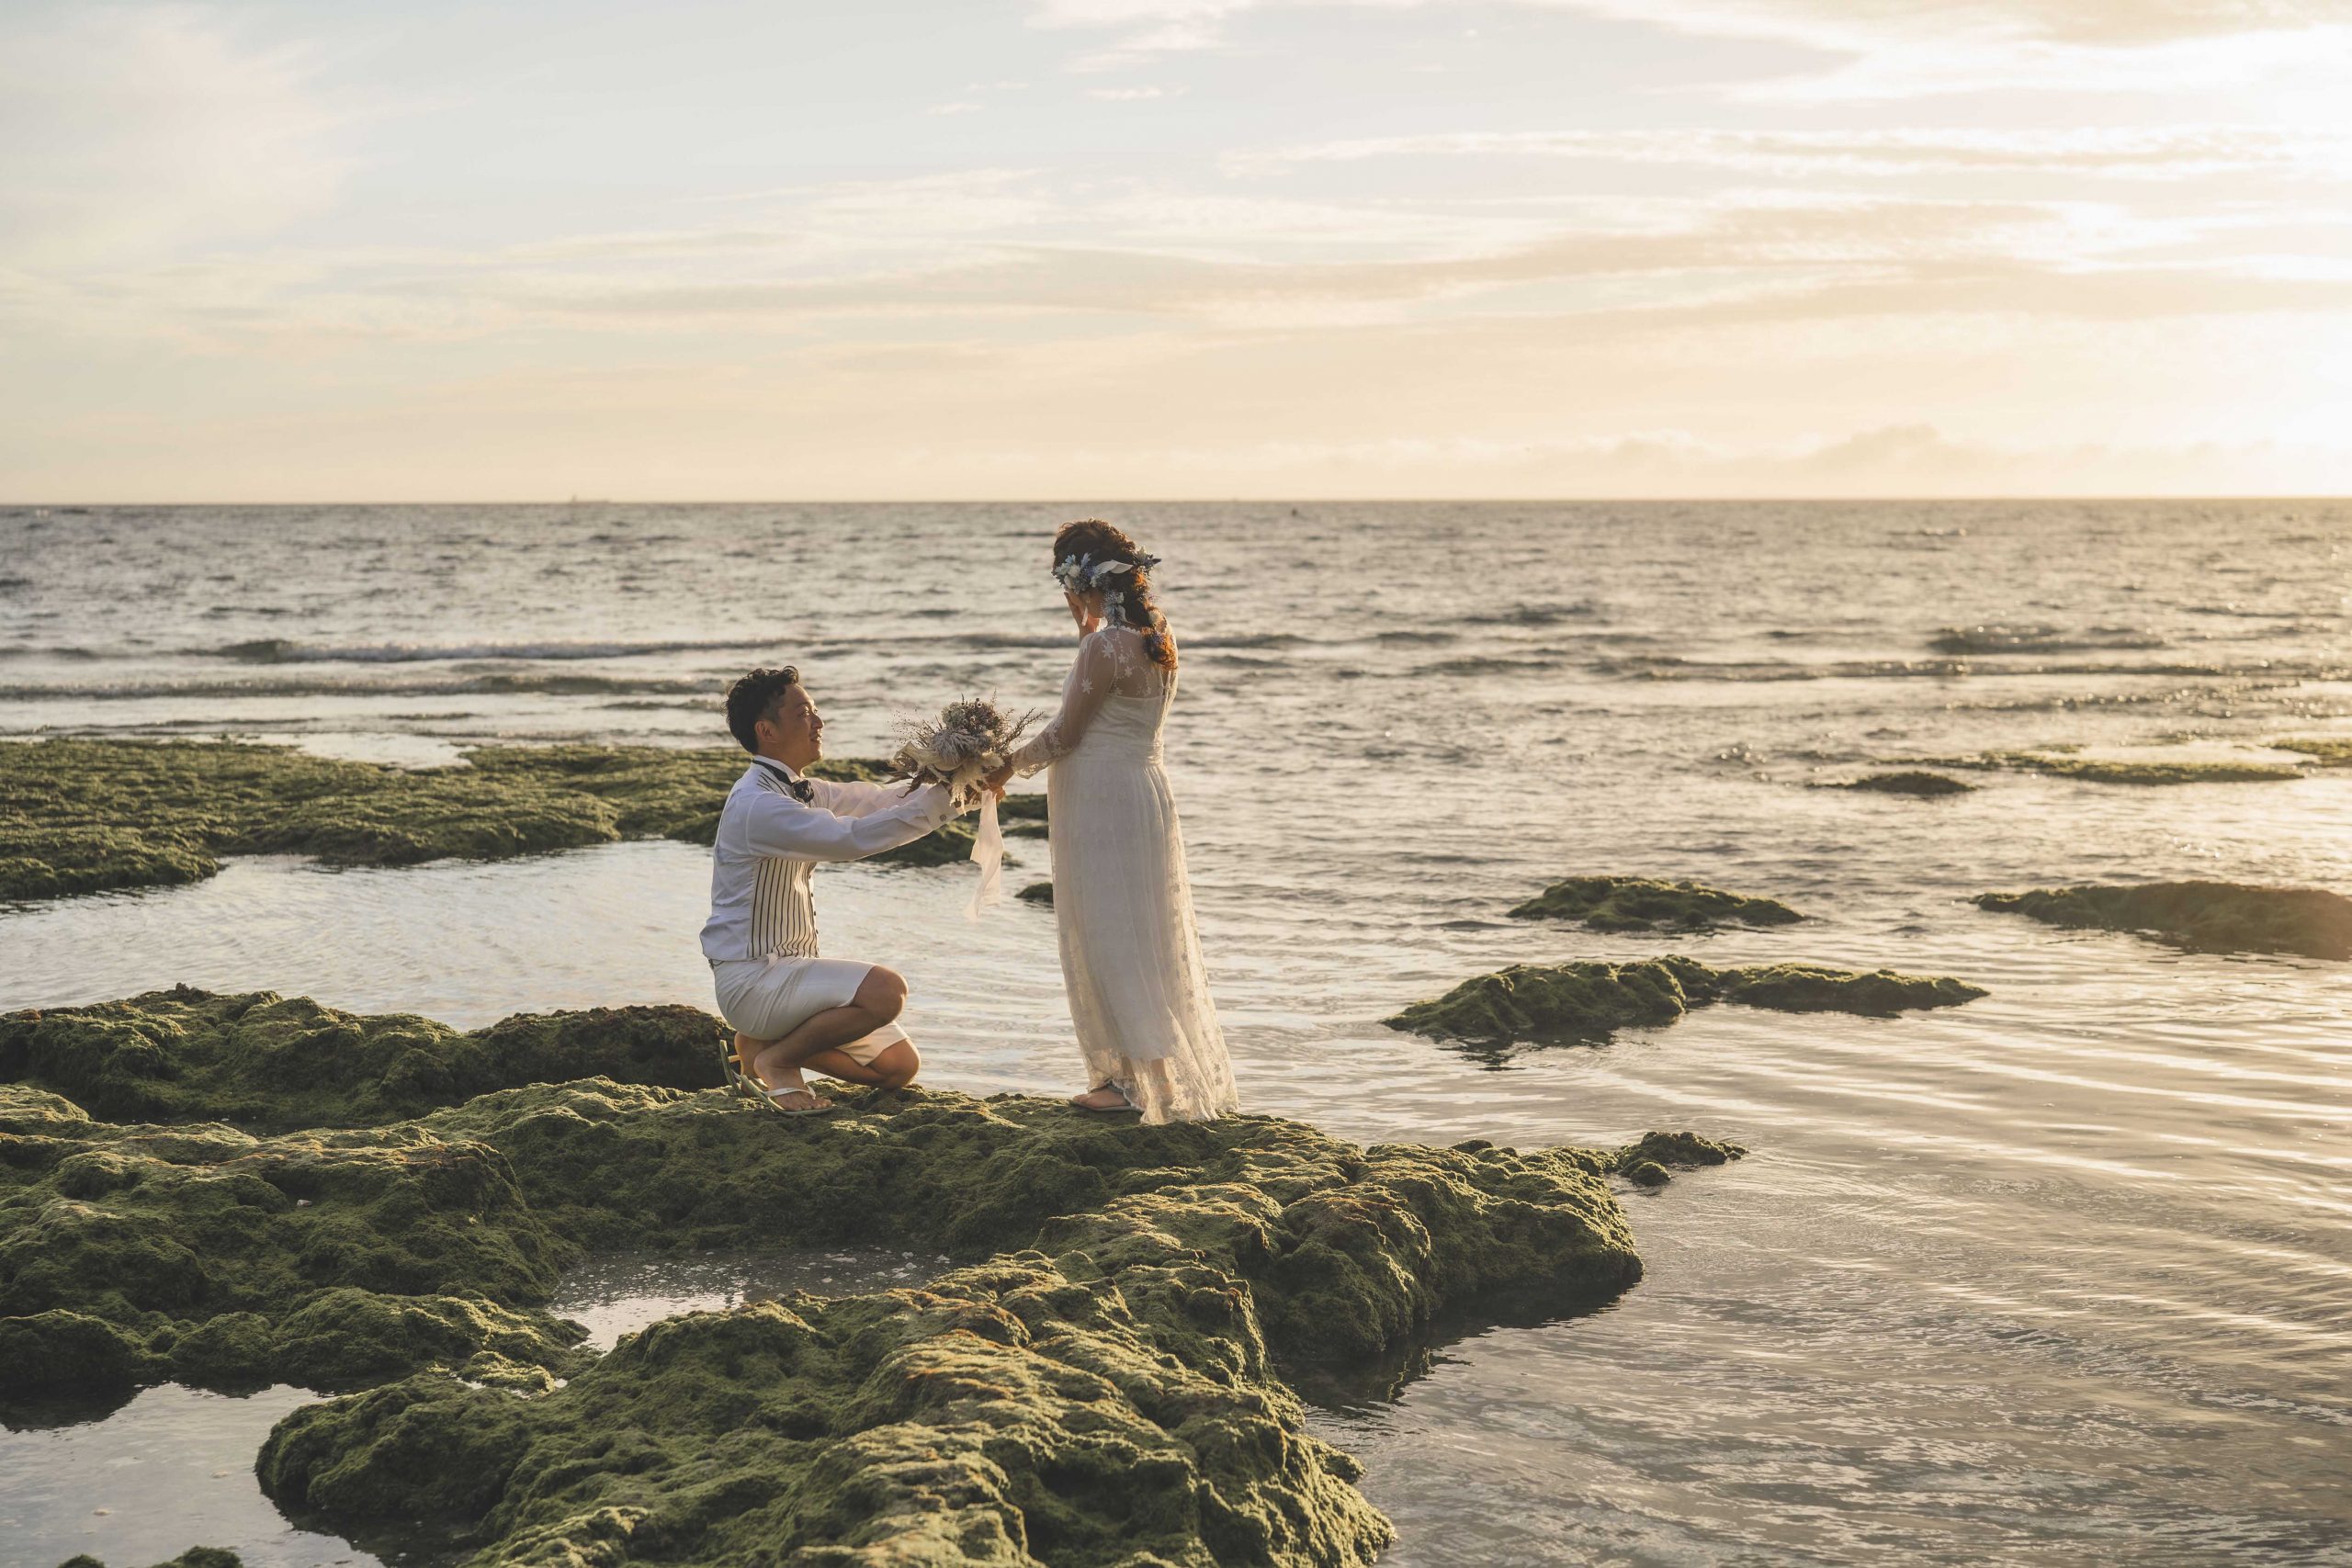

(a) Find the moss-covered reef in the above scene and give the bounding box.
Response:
[4,990,1739,1567]
[1837,771,1973,797]
[1387,957,1984,1054]
[1915,750,2302,785]
[1508,875,1803,932]
[1974,881,2352,961]
[1612,1130,1746,1189]
[56,1551,244,1568]
[0,986,725,1132]
[999,791,1052,840]
[0,739,993,903]
[1018,880,1055,906]
[2273,737,2352,767]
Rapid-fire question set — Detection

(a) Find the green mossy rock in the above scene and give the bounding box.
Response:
[4,994,1736,1566]
[0,740,970,902]
[1387,959,1707,1047]
[2272,738,2352,767]
[1604,1131,1747,1190]
[1974,881,2352,961]
[1920,750,2301,785]
[1838,772,1973,797]
[1613,1130,1746,1175]
[1507,875,1803,931]
[1018,881,1055,906]
[53,1550,245,1568]
[1387,958,1983,1054]
[0,1088,586,1398]
[998,792,1052,840]
[1712,964,1988,1016]
[252,1080,1647,1566]
[1,986,725,1131]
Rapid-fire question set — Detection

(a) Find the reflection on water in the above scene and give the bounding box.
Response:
[549,1248,950,1350]
[0,1385,378,1568]
[5,502,2352,1563]
[11,841,2348,1562]
[0,1252,957,1568]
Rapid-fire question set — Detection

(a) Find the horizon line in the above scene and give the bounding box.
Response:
[9,494,2350,509]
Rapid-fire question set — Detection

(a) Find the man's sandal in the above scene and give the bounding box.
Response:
[718,1035,753,1099]
[756,1084,834,1117]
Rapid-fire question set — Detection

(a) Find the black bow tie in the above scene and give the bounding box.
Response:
[755,761,812,802]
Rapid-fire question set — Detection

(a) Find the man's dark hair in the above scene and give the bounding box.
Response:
[724,665,800,752]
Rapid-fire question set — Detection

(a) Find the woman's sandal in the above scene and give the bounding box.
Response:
[1069,1083,1138,1113]
[756,1083,834,1117]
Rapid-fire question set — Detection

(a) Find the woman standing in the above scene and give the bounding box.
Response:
[989,519,1238,1123]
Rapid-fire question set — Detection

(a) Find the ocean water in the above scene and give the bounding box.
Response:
[3,501,2350,1565]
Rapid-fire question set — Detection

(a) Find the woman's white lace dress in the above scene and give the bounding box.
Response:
[1012,625,1239,1123]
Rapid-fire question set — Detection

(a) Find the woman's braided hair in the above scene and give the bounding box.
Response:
[1053,519,1177,671]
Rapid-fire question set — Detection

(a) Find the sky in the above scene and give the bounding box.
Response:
[2,0,2349,501]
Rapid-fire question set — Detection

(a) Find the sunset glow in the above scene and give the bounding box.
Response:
[3,0,2348,499]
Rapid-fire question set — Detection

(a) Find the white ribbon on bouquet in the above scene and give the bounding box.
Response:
[965,792,1005,919]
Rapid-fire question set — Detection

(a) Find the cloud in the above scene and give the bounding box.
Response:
[510,194,2346,333]
[1545,0,2347,51]
[1027,0,2352,95]
[24,167,2341,355]
[1032,0,2349,48]
[0,7,349,267]
[1233,126,2352,183]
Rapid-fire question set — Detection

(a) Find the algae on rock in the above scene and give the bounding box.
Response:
[1387,957,1984,1055]
[1611,1130,1747,1188]
[0,986,725,1131]
[1508,875,1803,932]
[999,791,1052,840]
[1975,881,2352,961]
[1836,771,1973,797]
[255,1079,1684,1568]
[1,991,1746,1567]
[1909,750,2301,786]
[0,739,971,902]
[2272,738,2352,767]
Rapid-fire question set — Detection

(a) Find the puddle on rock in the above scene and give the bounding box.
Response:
[1,1252,944,1568]
[0,1383,392,1568]
[548,1246,950,1350]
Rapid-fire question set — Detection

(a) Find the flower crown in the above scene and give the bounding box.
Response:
[1051,549,1160,595]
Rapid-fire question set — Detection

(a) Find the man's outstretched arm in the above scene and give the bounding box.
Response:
[806,774,910,818]
[740,782,957,863]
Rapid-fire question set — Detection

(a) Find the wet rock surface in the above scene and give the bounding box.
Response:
[1915,750,2303,785]
[2272,737,2352,767]
[1018,881,1055,906]
[1508,875,1803,931]
[3,990,1738,1566]
[1836,771,1974,797]
[0,740,971,902]
[0,986,724,1132]
[1974,881,2352,961]
[1387,957,1984,1055]
[999,793,1052,840]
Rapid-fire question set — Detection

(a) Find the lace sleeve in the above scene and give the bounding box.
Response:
[1010,633,1117,776]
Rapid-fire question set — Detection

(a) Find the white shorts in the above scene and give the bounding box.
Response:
[710,955,906,1066]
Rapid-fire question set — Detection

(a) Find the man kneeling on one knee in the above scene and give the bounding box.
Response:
[700,664,967,1114]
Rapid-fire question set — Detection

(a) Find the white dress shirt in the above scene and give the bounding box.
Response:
[699,759,955,964]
